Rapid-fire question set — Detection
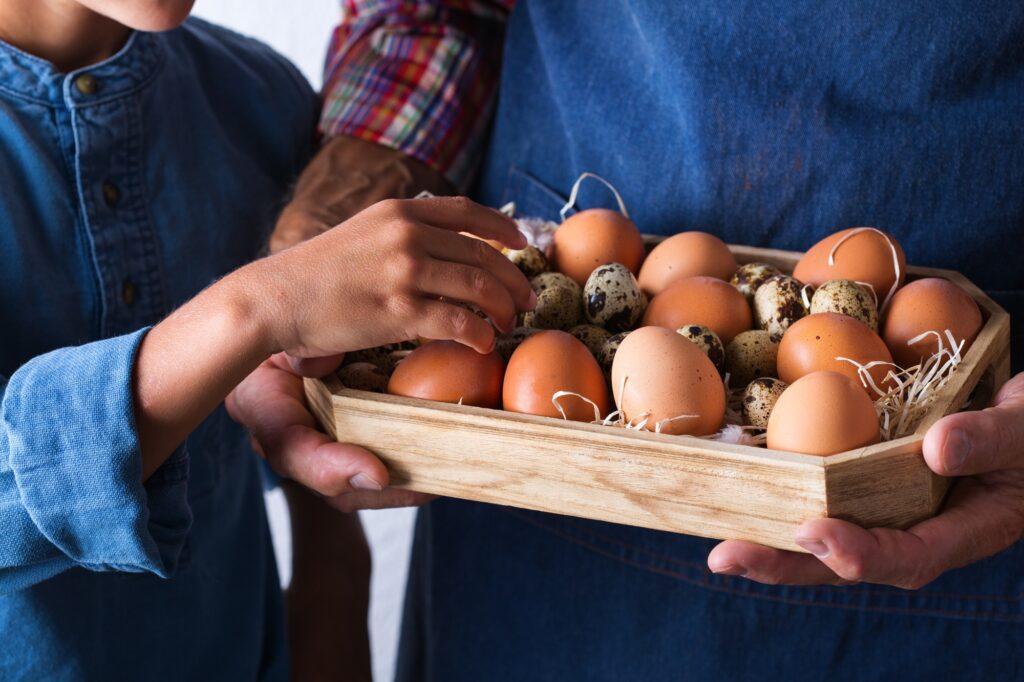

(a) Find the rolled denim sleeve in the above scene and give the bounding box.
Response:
[0,329,191,593]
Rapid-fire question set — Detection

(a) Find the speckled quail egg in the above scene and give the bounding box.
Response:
[495,326,540,362]
[726,329,780,386]
[569,324,613,357]
[675,324,726,375]
[530,271,580,296]
[741,377,787,428]
[598,331,630,378]
[337,362,390,393]
[504,244,549,279]
[730,262,782,302]
[583,262,646,332]
[809,279,879,331]
[753,275,810,341]
[521,272,582,330]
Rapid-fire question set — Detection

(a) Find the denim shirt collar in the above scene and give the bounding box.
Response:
[0,30,163,107]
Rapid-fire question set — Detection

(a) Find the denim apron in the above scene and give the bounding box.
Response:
[398,2,1024,679]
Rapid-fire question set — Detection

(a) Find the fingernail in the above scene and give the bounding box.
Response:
[710,563,747,577]
[350,473,383,491]
[795,537,830,559]
[527,290,537,310]
[943,428,971,473]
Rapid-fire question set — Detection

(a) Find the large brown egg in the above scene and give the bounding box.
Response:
[611,326,725,436]
[767,371,880,455]
[503,330,610,421]
[551,209,645,285]
[777,312,893,393]
[638,231,738,296]
[642,276,753,344]
[793,227,906,303]
[388,340,505,407]
[882,277,983,367]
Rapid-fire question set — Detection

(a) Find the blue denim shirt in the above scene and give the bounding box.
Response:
[0,19,316,679]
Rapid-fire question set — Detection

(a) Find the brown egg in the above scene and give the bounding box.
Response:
[387,340,505,408]
[777,313,894,394]
[611,326,725,436]
[882,277,983,367]
[637,231,738,296]
[503,330,610,421]
[767,371,880,455]
[793,227,906,305]
[551,209,645,285]
[642,276,753,344]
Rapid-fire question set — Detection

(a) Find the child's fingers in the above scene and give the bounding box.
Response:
[283,353,345,378]
[417,260,518,334]
[420,225,535,312]
[401,195,526,249]
[414,299,498,354]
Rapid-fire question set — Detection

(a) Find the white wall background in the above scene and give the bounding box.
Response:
[191,3,417,681]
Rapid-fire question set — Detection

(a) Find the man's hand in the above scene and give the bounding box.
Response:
[272,135,454,254]
[707,372,1024,588]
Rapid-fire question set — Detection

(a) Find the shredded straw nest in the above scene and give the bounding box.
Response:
[839,329,965,440]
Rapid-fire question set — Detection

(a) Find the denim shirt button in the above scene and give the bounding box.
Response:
[121,278,136,306]
[74,74,99,95]
[102,181,120,208]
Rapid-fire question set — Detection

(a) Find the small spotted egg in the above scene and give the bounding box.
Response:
[753,275,810,341]
[810,279,879,331]
[730,262,782,302]
[504,244,549,279]
[569,324,613,357]
[675,324,726,375]
[726,329,779,386]
[337,362,390,393]
[495,326,540,362]
[521,272,582,330]
[598,331,631,378]
[741,377,787,428]
[530,271,579,296]
[583,262,646,332]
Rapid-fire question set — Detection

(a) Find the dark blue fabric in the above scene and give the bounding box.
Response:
[399,2,1024,679]
[0,18,315,680]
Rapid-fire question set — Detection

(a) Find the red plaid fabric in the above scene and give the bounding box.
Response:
[320,1,515,189]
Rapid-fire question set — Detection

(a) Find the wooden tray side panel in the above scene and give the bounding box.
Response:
[824,438,940,529]
[306,380,826,551]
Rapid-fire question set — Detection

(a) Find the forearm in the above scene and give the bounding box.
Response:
[272,135,453,253]
[134,264,277,480]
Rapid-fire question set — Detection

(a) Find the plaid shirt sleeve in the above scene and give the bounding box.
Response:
[321,1,515,190]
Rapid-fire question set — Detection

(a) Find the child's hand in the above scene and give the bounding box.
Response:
[250,196,534,356]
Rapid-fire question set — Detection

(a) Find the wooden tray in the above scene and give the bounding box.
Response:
[305,244,1011,552]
